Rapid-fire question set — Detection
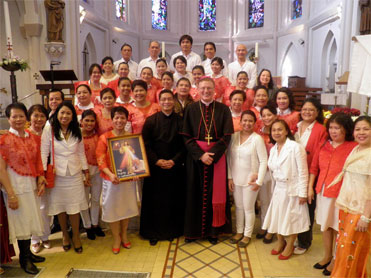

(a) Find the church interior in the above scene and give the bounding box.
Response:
[0,0,371,277]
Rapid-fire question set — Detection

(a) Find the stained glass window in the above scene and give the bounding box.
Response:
[116,0,127,23]
[292,0,302,20]
[152,0,168,30]
[199,0,216,31]
[248,0,264,29]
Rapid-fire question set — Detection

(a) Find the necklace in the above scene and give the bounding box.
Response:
[199,101,215,145]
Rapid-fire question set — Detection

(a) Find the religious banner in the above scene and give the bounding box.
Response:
[107,134,150,181]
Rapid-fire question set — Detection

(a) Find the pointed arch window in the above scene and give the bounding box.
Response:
[248,0,264,29]
[199,0,216,31]
[116,0,127,22]
[152,0,168,30]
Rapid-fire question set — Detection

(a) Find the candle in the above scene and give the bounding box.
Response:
[3,1,13,56]
[255,42,259,58]
[162,41,165,59]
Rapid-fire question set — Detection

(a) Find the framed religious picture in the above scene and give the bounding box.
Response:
[107,134,150,181]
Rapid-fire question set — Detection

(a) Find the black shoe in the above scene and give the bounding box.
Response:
[20,257,39,275]
[149,239,158,246]
[93,226,105,237]
[63,244,71,251]
[313,261,331,269]
[74,246,83,254]
[256,231,267,239]
[263,235,274,244]
[29,253,45,263]
[322,268,331,276]
[208,237,218,245]
[86,228,96,240]
[184,238,196,243]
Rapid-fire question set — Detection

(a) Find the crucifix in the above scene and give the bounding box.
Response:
[205,134,213,145]
[6,41,13,58]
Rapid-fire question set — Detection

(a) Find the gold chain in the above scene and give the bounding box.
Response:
[199,101,215,144]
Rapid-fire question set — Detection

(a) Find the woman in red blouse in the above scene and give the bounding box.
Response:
[211,57,231,102]
[94,88,116,135]
[273,87,300,134]
[155,71,175,103]
[229,90,246,132]
[140,67,161,103]
[80,110,105,240]
[309,113,357,276]
[107,62,130,97]
[224,71,254,109]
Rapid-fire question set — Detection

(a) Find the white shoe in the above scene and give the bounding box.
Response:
[31,242,42,253]
[294,246,307,255]
[42,240,51,249]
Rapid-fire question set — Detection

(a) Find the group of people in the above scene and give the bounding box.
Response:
[0,34,370,278]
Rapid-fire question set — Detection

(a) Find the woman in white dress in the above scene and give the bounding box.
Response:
[41,101,90,254]
[262,119,310,260]
[0,103,46,274]
[228,110,268,247]
[96,106,139,254]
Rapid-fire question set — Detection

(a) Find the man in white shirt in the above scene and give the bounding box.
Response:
[169,34,202,72]
[114,43,138,81]
[201,42,228,77]
[137,41,161,78]
[228,44,257,88]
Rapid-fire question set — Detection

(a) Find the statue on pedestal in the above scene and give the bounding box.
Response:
[360,0,371,35]
[44,0,65,42]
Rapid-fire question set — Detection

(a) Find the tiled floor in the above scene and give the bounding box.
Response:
[2,223,371,278]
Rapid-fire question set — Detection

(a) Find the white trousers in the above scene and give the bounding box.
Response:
[31,192,51,244]
[80,173,103,228]
[258,173,273,225]
[233,185,259,237]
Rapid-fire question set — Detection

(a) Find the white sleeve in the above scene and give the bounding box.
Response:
[247,63,257,89]
[40,125,51,171]
[255,135,268,186]
[78,138,89,170]
[295,143,309,198]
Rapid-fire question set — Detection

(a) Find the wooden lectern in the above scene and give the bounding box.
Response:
[37,70,78,108]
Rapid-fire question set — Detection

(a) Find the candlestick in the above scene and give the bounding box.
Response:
[255,42,259,58]
[162,41,165,59]
[3,1,13,57]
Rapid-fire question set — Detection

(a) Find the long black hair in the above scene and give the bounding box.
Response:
[326,112,354,142]
[51,101,82,142]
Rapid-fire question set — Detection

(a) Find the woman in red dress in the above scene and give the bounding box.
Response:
[155,58,168,82]
[229,90,246,132]
[74,84,95,117]
[74,64,106,106]
[155,71,175,103]
[189,66,204,101]
[224,71,254,109]
[94,88,116,135]
[140,67,161,103]
[273,87,300,134]
[250,85,270,129]
[107,62,130,97]
[309,113,357,276]
[211,57,231,102]
[131,80,161,133]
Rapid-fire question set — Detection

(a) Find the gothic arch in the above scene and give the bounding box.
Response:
[280,42,300,87]
[82,33,97,80]
[321,30,338,92]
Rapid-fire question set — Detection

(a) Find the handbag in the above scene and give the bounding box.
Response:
[45,130,56,188]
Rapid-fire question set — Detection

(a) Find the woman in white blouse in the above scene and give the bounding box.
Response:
[228,110,268,247]
[262,119,309,260]
[41,102,90,254]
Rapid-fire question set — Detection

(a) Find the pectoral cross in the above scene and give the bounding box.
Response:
[205,134,213,145]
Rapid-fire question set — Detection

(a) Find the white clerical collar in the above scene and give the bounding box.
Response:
[9,127,29,137]
[162,111,173,116]
[77,102,94,110]
[201,99,213,107]
[277,108,291,115]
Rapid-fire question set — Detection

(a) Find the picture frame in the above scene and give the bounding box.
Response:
[107,134,150,182]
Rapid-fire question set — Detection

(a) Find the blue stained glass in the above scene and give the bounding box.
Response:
[248,0,264,29]
[199,0,216,31]
[292,0,302,20]
[152,0,167,30]
[116,0,127,22]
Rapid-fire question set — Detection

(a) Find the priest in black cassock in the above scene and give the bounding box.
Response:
[140,90,186,246]
[181,77,233,245]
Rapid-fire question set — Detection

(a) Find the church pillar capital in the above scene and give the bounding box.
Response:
[44,42,66,59]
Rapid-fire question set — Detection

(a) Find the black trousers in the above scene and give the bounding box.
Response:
[297,193,317,249]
